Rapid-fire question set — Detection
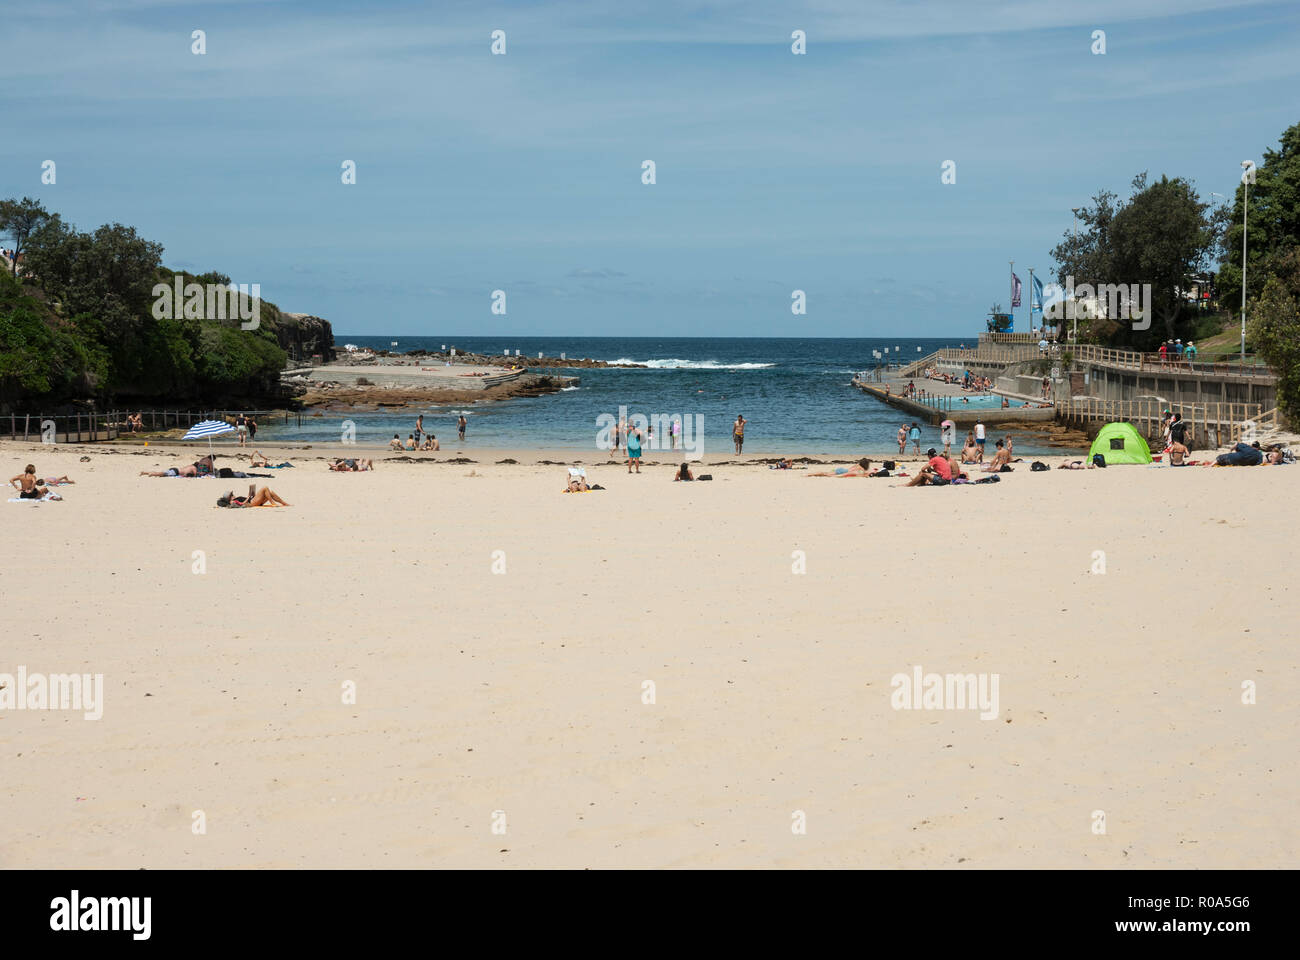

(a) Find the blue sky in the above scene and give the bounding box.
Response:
[1,0,1297,337]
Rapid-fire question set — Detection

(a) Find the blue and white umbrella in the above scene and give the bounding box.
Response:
[182,419,234,456]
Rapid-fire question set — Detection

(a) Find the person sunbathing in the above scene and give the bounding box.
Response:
[328,458,373,471]
[42,475,74,485]
[140,455,214,478]
[1168,440,1190,466]
[1213,441,1264,467]
[1058,459,1087,470]
[808,458,877,477]
[564,476,590,492]
[250,451,273,467]
[10,464,48,500]
[218,486,291,508]
[982,442,1012,472]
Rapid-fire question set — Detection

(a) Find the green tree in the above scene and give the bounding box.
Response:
[1218,122,1300,311]
[1247,249,1300,426]
[1051,174,1215,347]
[0,197,53,275]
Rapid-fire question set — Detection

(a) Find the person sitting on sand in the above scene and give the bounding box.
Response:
[1168,439,1190,466]
[389,434,403,451]
[404,434,417,450]
[904,454,950,486]
[674,463,695,481]
[328,458,374,472]
[10,464,48,500]
[982,441,1012,472]
[960,434,981,464]
[218,486,291,508]
[420,434,440,451]
[809,458,878,477]
[140,455,214,478]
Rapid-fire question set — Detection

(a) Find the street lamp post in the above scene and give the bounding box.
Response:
[1240,161,1254,364]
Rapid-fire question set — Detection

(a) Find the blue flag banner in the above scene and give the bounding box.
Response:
[1032,274,1044,313]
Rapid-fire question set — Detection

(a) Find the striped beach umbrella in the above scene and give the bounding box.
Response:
[182,419,234,456]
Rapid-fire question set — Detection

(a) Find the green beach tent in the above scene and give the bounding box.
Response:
[1088,421,1152,465]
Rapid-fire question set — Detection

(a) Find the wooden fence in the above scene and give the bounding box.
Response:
[1056,396,1262,446]
[5,409,306,443]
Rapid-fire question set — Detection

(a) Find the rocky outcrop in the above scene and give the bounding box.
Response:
[275,313,335,363]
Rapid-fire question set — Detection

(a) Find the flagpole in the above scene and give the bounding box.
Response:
[1028,267,1035,338]
[1009,260,1014,332]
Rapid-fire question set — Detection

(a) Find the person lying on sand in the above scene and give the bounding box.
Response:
[10,464,48,500]
[249,451,293,468]
[808,458,879,477]
[674,463,694,481]
[140,455,214,478]
[328,458,373,472]
[42,475,73,485]
[564,476,590,492]
[1213,441,1264,467]
[218,485,291,508]
[1058,459,1089,470]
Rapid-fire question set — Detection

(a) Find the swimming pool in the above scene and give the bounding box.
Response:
[920,393,1017,410]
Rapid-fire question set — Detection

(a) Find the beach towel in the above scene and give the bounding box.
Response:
[8,491,62,503]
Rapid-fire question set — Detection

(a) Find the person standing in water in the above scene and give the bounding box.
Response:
[415,414,424,447]
[457,414,467,441]
[733,414,746,454]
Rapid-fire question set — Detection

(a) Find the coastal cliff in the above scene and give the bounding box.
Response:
[276,313,335,363]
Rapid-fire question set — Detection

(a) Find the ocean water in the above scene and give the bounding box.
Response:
[258,335,1067,455]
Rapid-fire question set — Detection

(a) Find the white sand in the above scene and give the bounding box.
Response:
[0,440,1295,868]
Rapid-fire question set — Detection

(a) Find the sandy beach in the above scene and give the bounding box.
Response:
[1,439,1295,869]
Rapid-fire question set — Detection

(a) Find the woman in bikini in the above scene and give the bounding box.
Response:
[808,458,878,477]
[219,486,291,508]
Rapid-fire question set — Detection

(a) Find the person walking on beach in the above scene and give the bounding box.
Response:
[671,419,680,450]
[940,419,955,457]
[908,422,921,455]
[974,419,986,458]
[733,415,746,454]
[235,414,248,447]
[897,424,907,455]
[457,415,467,442]
[246,415,256,443]
[626,427,643,473]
